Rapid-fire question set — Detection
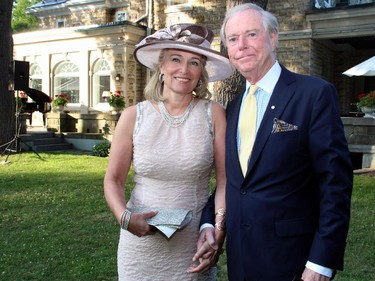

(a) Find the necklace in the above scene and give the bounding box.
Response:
[158,97,195,127]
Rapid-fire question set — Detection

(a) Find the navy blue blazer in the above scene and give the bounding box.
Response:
[202,66,353,281]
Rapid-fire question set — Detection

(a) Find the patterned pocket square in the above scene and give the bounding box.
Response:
[272,118,298,133]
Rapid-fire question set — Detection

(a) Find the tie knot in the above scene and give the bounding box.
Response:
[248,84,259,96]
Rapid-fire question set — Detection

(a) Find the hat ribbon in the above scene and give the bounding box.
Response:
[136,24,210,48]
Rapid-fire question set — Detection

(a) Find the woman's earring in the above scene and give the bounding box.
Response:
[197,79,203,87]
[159,73,164,82]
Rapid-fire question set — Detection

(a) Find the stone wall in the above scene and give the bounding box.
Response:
[27,0,373,119]
[46,112,120,136]
[270,0,310,31]
[153,0,227,39]
[277,39,311,75]
[342,117,375,168]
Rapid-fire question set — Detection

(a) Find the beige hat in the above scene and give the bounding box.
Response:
[134,23,235,82]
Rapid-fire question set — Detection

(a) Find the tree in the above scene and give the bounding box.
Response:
[0,0,15,154]
[12,0,39,33]
[214,0,268,107]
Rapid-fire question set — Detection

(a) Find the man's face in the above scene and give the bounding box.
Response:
[224,9,277,80]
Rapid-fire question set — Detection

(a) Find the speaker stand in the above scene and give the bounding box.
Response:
[1,93,43,164]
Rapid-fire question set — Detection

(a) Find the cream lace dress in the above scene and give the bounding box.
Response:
[117,99,216,281]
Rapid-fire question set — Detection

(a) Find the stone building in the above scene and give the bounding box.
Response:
[13,0,375,166]
[14,0,375,113]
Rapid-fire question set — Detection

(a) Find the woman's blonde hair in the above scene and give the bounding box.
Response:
[144,49,212,102]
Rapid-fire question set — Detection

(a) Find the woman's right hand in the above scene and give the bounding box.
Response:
[127,210,158,237]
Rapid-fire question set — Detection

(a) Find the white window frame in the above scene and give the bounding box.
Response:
[55,19,66,28]
[115,11,129,22]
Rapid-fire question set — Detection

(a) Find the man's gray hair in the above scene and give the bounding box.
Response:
[220,3,279,48]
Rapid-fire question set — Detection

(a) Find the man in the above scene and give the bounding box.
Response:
[190,3,353,281]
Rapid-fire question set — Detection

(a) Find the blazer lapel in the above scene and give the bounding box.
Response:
[246,66,297,176]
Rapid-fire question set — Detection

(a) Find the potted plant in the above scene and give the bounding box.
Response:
[52,94,69,112]
[357,91,375,118]
[108,90,125,113]
[15,91,28,112]
[15,97,25,112]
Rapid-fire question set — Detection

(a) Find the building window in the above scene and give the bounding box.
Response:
[314,0,336,8]
[115,11,129,22]
[30,64,42,91]
[92,59,110,105]
[54,61,80,103]
[56,19,65,28]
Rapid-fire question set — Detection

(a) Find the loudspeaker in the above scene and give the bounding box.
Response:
[13,60,30,91]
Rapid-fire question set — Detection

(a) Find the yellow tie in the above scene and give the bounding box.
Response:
[239,84,259,176]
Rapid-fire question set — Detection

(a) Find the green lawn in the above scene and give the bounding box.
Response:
[0,152,374,280]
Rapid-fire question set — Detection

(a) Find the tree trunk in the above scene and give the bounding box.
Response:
[0,1,15,154]
[214,0,268,107]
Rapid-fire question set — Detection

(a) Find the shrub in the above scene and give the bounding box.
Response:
[357,90,375,109]
[92,141,111,157]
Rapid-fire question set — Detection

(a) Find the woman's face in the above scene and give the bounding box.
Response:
[160,49,204,96]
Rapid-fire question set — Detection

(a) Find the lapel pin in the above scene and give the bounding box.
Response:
[271,105,275,110]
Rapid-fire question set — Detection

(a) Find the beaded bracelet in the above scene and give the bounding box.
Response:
[120,209,132,230]
[215,208,226,231]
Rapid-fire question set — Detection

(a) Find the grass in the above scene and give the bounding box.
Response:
[0,152,374,281]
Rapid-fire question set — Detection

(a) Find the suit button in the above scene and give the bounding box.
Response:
[240,188,247,195]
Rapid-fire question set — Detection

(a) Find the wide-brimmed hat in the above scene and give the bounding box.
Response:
[134,23,235,82]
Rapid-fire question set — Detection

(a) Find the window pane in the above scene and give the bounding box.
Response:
[92,59,111,105]
[30,79,42,91]
[93,75,110,103]
[30,64,42,91]
[54,77,79,103]
[54,62,80,103]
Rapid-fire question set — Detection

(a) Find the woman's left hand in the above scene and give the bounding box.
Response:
[127,211,158,237]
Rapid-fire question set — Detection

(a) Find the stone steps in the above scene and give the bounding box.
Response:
[20,131,73,152]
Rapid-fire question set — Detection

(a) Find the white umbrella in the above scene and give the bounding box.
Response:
[342,56,375,77]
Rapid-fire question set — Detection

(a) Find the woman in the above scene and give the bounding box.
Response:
[104,23,234,280]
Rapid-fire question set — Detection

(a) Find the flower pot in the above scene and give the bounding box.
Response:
[56,105,65,113]
[361,106,375,118]
[111,106,123,114]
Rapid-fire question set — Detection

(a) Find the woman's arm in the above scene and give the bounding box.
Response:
[103,105,157,237]
[211,101,226,242]
[188,101,227,273]
[103,106,136,223]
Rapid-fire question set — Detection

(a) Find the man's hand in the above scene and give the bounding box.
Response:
[301,267,330,281]
[187,227,224,273]
[197,227,218,258]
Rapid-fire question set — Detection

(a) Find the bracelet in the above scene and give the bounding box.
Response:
[215,208,226,217]
[120,209,132,230]
[215,220,226,231]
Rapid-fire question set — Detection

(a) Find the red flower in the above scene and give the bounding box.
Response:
[358,93,366,99]
[55,94,70,101]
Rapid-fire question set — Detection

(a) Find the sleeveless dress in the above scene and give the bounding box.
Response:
[117,99,216,281]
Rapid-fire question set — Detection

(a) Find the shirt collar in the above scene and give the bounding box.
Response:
[245,61,282,94]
